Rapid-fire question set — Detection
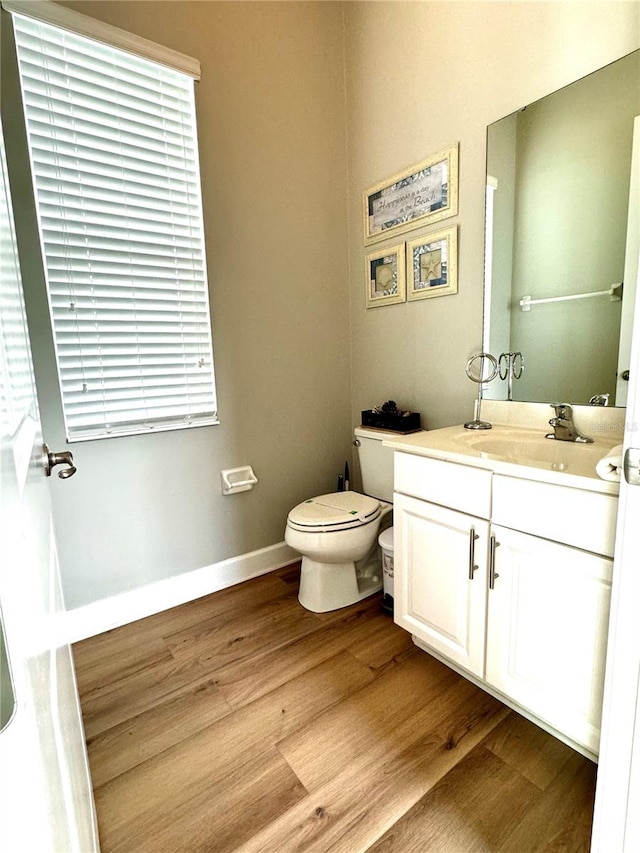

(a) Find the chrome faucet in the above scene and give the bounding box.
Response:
[545,403,593,443]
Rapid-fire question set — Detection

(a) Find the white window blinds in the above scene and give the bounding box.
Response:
[12,13,217,441]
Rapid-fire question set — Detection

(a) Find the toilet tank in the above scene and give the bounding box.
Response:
[354,427,396,502]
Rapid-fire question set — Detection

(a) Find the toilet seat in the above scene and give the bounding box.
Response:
[287,491,381,533]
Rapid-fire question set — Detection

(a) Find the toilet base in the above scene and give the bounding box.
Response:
[298,553,383,613]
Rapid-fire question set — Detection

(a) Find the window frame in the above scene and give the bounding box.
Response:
[8,4,219,442]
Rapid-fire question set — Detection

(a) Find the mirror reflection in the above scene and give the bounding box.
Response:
[484,50,640,407]
[0,607,15,732]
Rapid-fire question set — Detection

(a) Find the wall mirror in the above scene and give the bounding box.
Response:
[0,606,16,732]
[483,50,640,407]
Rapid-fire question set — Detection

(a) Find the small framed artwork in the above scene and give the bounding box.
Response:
[365,243,406,308]
[363,143,459,245]
[406,226,458,301]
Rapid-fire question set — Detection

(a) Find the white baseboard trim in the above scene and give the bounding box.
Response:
[63,541,299,644]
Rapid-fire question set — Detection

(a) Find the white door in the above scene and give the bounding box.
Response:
[394,492,489,677]
[592,241,640,848]
[485,525,612,755]
[0,126,98,850]
[615,116,639,406]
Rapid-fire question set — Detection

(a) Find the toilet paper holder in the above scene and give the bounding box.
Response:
[220,466,258,495]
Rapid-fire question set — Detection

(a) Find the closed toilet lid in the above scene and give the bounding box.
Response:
[287,491,381,532]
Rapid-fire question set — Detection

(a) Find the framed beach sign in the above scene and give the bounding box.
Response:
[363,144,459,245]
[365,243,406,308]
[406,226,458,301]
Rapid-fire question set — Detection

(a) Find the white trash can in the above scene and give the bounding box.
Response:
[378,526,394,615]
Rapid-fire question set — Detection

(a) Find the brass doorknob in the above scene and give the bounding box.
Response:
[43,444,77,479]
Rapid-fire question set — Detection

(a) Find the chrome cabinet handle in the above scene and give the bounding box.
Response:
[468,528,479,579]
[43,444,77,479]
[489,535,500,589]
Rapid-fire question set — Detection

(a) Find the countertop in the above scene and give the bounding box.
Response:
[383,424,622,496]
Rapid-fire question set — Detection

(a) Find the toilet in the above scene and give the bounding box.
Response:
[285,427,395,613]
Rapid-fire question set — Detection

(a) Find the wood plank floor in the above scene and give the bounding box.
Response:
[73,564,597,852]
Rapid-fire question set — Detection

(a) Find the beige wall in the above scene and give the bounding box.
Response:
[4,0,640,609]
[345,0,640,430]
[7,1,351,608]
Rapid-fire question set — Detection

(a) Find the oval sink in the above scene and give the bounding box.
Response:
[451,427,611,474]
[470,436,570,466]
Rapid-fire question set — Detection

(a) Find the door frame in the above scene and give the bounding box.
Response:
[591,244,640,850]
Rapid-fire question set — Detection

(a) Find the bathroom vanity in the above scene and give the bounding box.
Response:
[384,405,623,760]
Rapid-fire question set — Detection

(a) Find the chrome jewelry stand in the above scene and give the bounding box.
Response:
[464,352,498,430]
[498,351,524,401]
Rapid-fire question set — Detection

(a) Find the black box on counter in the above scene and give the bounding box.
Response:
[361,409,422,434]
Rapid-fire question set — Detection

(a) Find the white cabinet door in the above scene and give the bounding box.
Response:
[486,525,612,754]
[394,492,489,678]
